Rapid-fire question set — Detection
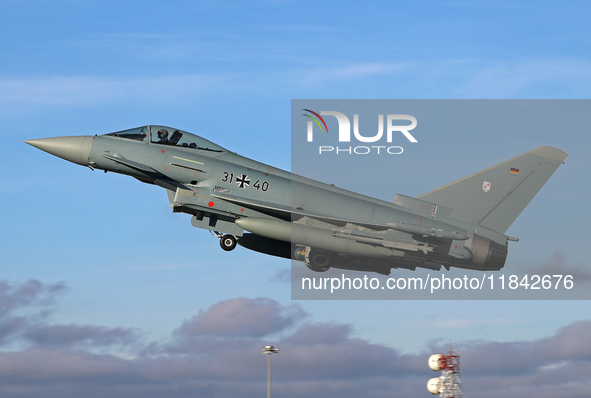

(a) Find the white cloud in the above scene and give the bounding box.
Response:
[2,56,590,114]
[0,283,590,398]
[452,58,591,98]
[405,318,522,329]
[0,74,239,110]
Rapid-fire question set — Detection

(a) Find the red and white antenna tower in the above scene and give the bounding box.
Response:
[426,342,463,398]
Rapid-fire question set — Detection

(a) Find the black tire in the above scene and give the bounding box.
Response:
[305,249,331,272]
[305,262,330,272]
[220,235,237,251]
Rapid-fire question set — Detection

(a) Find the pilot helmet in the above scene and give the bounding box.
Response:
[157,129,169,139]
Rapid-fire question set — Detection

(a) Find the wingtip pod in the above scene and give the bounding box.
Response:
[528,146,568,163]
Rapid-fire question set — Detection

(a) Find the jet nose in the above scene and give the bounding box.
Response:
[24,136,94,166]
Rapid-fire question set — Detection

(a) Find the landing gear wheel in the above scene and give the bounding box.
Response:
[220,234,237,251]
[304,249,331,272]
[304,262,330,272]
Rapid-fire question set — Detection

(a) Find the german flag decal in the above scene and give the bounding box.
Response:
[510,167,519,175]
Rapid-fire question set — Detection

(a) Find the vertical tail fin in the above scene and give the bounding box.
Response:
[417,146,568,234]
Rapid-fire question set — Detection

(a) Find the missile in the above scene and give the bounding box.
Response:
[234,217,403,259]
[387,222,468,240]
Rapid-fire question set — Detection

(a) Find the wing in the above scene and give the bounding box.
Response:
[211,192,467,244]
[210,192,390,230]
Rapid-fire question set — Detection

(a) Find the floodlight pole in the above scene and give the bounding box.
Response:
[262,345,279,398]
[267,352,272,398]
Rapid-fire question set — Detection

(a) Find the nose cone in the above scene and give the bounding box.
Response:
[25,136,94,166]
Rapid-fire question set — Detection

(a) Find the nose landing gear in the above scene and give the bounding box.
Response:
[210,230,238,252]
[219,234,237,251]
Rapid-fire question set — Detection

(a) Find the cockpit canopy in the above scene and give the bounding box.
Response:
[105,125,227,152]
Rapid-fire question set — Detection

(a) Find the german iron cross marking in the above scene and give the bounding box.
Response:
[236,174,250,188]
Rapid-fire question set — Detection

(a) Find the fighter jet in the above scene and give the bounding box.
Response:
[25,126,567,275]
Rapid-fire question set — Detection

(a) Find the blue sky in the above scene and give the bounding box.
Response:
[1,1,591,397]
